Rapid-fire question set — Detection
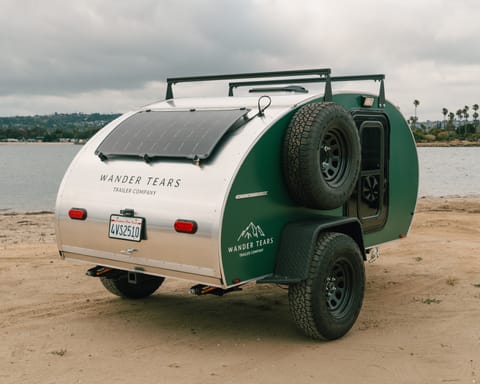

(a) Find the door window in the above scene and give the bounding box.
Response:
[358,123,384,219]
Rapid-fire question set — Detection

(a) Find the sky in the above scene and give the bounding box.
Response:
[1,0,479,121]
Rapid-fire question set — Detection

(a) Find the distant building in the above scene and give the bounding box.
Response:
[419,120,441,131]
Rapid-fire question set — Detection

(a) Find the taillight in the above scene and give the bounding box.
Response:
[174,220,198,234]
[68,208,87,220]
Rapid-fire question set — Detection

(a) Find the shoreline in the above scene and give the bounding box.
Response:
[0,141,77,145]
[2,141,480,147]
[0,210,54,216]
[3,195,480,216]
[416,140,480,147]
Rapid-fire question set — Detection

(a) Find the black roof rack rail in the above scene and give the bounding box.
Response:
[165,68,331,100]
[249,85,309,94]
[229,74,386,107]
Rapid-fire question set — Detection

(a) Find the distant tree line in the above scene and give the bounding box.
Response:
[0,112,121,142]
[2,107,479,145]
[408,100,480,143]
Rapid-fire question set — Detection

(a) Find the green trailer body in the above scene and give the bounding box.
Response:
[221,92,418,285]
[221,94,418,284]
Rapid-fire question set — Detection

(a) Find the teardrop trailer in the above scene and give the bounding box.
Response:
[55,68,418,340]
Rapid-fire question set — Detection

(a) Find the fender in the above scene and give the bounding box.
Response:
[258,216,365,284]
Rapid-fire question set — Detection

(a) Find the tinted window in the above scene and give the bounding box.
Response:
[361,127,382,171]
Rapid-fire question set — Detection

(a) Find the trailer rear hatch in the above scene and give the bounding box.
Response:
[56,108,250,285]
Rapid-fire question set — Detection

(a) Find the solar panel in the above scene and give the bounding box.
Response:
[95,109,249,162]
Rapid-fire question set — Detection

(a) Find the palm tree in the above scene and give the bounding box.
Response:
[473,104,479,127]
[413,100,420,119]
[408,116,418,130]
[447,112,455,131]
[442,108,448,129]
[463,106,469,125]
[413,100,420,128]
[473,111,479,126]
[456,109,463,130]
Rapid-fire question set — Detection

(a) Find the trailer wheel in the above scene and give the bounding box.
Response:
[100,272,164,299]
[283,102,360,210]
[288,232,365,340]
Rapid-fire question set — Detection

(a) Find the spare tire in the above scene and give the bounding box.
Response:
[283,102,361,210]
[100,272,164,299]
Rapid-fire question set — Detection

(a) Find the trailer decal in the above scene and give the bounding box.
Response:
[227,222,275,258]
[112,187,157,196]
[99,174,182,189]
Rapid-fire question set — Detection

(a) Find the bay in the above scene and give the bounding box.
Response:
[0,143,479,213]
[417,146,480,197]
[0,143,81,213]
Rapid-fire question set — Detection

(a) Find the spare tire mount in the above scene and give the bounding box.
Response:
[283,102,361,210]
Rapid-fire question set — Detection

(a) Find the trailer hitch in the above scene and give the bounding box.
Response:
[190,284,242,296]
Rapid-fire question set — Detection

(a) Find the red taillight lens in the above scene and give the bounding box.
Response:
[174,220,197,234]
[68,208,87,220]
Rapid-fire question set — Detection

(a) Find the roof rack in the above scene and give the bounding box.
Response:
[165,69,385,108]
[229,74,386,107]
[165,68,331,100]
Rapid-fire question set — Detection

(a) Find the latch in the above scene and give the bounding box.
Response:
[120,208,134,217]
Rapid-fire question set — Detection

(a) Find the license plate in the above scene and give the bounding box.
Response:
[109,215,144,242]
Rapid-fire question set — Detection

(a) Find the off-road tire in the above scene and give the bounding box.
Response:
[100,272,164,299]
[288,232,365,340]
[283,102,361,210]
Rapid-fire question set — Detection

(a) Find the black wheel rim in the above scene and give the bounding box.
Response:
[324,259,354,318]
[319,127,348,187]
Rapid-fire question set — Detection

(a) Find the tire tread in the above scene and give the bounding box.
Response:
[283,102,361,209]
[288,232,365,340]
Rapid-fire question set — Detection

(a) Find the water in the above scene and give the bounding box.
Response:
[0,143,81,213]
[0,144,479,213]
[417,146,480,197]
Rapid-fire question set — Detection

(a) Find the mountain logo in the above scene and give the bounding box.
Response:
[237,222,266,242]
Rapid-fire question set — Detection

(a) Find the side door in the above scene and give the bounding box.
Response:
[347,112,390,233]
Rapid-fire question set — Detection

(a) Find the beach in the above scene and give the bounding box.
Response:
[1,197,480,383]
[416,140,480,147]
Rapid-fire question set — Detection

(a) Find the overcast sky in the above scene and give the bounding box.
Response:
[1,0,479,121]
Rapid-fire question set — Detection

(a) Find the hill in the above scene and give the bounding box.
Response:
[0,112,121,142]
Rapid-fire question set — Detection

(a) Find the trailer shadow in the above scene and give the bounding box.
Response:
[99,283,306,343]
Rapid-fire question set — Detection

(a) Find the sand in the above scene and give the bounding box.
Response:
[1,197,480,384]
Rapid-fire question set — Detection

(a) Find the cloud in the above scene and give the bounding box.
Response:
[1,0,479,119]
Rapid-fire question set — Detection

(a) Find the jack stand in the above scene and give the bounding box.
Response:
[190,284,242,296]
[367,247,380,263]
[86,266,113,277]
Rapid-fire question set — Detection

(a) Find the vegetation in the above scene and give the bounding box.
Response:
[1,104,479,145]
[409,101,480,144]
[411,99,420,128]
[0,112,120,142]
